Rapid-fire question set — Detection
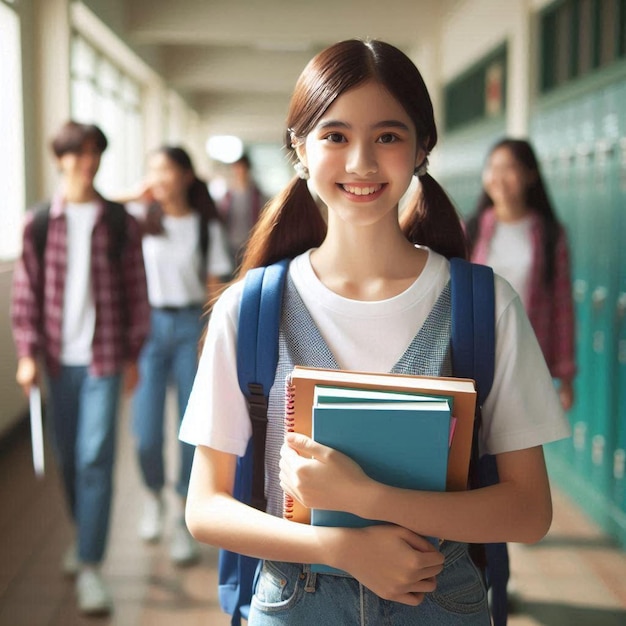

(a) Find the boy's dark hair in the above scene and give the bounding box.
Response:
[51,121,108,158]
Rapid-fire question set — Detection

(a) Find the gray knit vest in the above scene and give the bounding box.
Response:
[263,275,453,517]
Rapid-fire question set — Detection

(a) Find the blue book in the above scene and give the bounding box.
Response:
[310,399,450,573]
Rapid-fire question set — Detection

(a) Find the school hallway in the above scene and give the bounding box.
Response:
[0,394,624,626]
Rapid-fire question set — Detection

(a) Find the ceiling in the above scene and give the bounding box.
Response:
[123,0,460,144]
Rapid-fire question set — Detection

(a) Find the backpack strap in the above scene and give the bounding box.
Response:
[32,202,52,262]
[218,259,289,626]
[449,257,495,407]
[31,200,127,263]
[236,258,290,510]
[102,201,128,263]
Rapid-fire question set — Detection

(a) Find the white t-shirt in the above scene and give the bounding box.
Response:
[179,248,570,457]
[486,217,533,307]
[60,202,98,365]
[128,207,233,307]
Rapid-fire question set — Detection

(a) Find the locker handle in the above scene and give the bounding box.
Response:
[592,286,608,309]
[595,140,614,157]
[618,292,626,319]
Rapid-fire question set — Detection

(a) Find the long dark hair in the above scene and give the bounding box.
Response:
[142,145,220,234]
[239,39,466,276]
[466,138,560,286]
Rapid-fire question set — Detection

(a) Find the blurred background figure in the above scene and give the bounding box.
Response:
[465,137,577,626]
[121,146,232,566]
[466,138,577,409]
[10,120,150,616]
[217,152,268,270]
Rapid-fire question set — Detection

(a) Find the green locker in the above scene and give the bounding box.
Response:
[569,95,596,482]
[585,86,619,505]
[610,79,626,542]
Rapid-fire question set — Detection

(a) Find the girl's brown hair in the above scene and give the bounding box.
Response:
[238,39,466,277]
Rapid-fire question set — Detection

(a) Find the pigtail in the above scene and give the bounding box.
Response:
[401,173,468,260]
[238,176,326,277]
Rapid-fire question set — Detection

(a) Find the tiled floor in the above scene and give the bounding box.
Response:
[1,396,625,626]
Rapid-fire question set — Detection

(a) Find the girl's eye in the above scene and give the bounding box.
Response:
[324,133,346,143]
[378,133,398,144]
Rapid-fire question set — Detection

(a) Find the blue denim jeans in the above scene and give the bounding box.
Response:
[46,366,121,564]
[132,306,204,497]
[248,541,490,625]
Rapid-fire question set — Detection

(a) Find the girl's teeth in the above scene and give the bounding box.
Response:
[344,185,380,196]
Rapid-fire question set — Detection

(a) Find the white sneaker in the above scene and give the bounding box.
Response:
[170,520,200,566]
[76,568,112,615]
[138,492,164,543]
[61,542,79,577]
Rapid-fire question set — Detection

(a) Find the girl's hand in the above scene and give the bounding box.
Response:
[280,433,369,513]
[330,524,444,605]
[559,379,574,411]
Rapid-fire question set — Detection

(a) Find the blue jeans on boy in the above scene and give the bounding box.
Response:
[47,366,121,564]
[132,306,204,498]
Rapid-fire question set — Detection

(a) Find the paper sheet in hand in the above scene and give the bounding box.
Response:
[29,386,45,477]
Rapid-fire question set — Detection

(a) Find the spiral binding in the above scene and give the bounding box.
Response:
[283,379,296,519]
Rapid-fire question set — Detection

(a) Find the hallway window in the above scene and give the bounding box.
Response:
[0,0,25,261]
[71,35,143,196]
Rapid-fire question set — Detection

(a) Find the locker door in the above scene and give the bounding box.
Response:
[611,80,626,519]
[570,95,596,480]
[586,87,619,501]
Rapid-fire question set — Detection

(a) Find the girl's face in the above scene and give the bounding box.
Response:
[482,147,533,207]
[57,138,101,189]
[148,152,193,204]
[296,80,423,229]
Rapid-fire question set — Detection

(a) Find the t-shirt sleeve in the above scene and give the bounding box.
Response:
[207,220,234,277]
[178,281,251,455]
[480,275,572,455]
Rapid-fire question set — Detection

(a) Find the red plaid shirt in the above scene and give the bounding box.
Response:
[471,208,576,382]
[11,194,150,377]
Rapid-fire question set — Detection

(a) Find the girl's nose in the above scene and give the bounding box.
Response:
[346,142,378,177]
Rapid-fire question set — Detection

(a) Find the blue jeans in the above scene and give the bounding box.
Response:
[132,306,204,497]
[248,541,490,625]
[47,366,121,564]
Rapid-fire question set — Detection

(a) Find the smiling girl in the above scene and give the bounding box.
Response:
[179,40,570,625]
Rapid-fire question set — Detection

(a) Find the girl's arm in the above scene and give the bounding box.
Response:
[185,444,445,605]
[281,436,552,545]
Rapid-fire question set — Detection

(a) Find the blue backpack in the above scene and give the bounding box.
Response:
[219,257,501,625]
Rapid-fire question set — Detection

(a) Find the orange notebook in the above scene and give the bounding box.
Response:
[283,366,477,524]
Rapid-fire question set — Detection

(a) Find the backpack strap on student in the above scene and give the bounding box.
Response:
[31,200,127,263]
[449,257,495,408]
[219,258,289,625]
[32,202,52,262]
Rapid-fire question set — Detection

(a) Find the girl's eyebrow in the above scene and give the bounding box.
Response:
[316,120,411,131]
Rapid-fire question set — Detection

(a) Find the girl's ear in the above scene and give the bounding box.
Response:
[294,142,307,168]
[415,147,427,170]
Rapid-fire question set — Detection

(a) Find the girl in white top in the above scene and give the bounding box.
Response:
[180,40,571,625]
[126,146,232,566]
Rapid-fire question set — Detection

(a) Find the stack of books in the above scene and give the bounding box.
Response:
[283,366,477,526]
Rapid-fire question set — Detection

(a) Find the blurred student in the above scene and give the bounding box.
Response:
[123,146,232,565]
[218,152,267,268]
[11,120,150,615]
[466,137,576,625]
[467,138,576,409]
